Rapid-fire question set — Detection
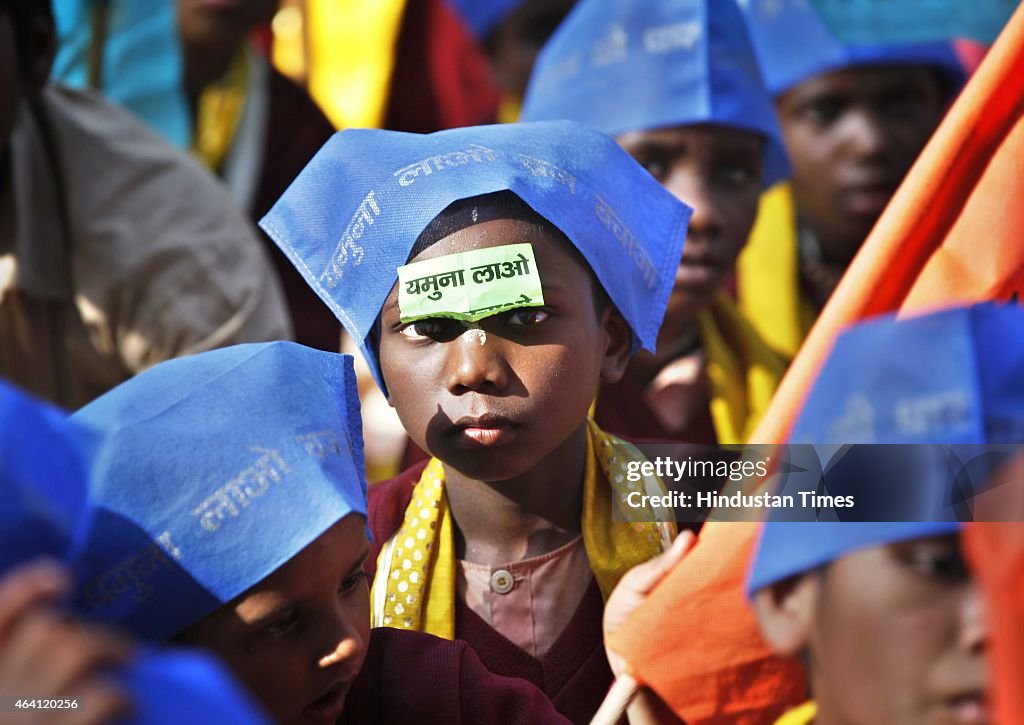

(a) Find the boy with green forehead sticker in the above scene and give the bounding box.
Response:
[260,120,692,722]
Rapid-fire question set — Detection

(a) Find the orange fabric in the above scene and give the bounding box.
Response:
[964,457,1024,725]
[607,6,1024,723]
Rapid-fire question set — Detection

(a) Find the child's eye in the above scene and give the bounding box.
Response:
[897,539,969,583]
[802,97,845,126]
[261,610,300,640]
[505,309,550,327]
[339,571,368,596]
[717,163,759,187]
[636,155,669,182]
[398,318,462,342]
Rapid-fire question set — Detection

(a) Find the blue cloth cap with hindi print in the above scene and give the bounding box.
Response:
[0,381,270,723]
[520,0,790,186]
[739,0,965,97]
[70,343,368,642]
[259,120,692,393]
[0,382,98,574]
[747,303,1024,595]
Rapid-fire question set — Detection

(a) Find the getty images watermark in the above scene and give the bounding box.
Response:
[614,444,1024,523]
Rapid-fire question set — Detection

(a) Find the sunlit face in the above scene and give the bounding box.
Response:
[180,516,371,725]
[759,534,989,725]
[616,124,764,329]
[378,218,630,482]
[776,65,946,264]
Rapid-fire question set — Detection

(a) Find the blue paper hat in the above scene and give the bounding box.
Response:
[448,0,523,38]
[521,0,790,186]
[740,0,966,96]
[748,303,1024,594]
[71,343,369,641]
[260,121,692,392]
[0,382,98,574]
[0,382,269,723]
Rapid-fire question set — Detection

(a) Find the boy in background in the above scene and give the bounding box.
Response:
[521,0,789,444]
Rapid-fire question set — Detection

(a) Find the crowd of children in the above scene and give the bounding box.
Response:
[2,0,1021,723]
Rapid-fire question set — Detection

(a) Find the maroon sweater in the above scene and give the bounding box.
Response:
[368,464,614,725]
[342,627,569,724]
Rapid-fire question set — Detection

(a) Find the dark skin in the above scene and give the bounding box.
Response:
[484,0,576,102]
[754,535,988,725]
[616,123,764,385]
[176,0,278,105]
[378,219,632,566]
[179,516,371,725]
[777,65,947,269]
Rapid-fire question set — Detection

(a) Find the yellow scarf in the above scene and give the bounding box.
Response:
[736,182,819,361]
[697,293,788,445]
[774,701,817,725]
[193,49,249,172]
[370,421,677,638]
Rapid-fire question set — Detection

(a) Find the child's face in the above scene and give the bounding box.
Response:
[180,515,371,725]
[756,534,988,724]
[776,65,946,264]
[379,218,631,481]
[616,124,764,326]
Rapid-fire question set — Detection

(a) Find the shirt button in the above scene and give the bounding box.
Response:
[490,569,515,594]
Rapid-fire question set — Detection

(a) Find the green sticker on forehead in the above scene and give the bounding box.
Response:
[397,243,545,323]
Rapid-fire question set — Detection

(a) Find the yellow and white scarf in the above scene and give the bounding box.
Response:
[371,421,677,638]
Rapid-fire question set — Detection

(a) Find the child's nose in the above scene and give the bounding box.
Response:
[666,171,724,241]
[318,617,367,670]
[839,109,890,159]
[444,327,509,394]
[959,583,989,655]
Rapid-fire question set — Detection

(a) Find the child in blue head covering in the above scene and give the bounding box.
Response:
[72,342,573,724]
[449,0,576,121]
[521,0,789,445]
[260,120,690,721]
[746,304,1021,724]
[0,381,269,724]
[736,0,966,360]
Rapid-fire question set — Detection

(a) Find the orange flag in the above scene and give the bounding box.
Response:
[607,5,1024,722]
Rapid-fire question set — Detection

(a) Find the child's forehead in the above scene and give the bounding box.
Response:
[408,218,572,263]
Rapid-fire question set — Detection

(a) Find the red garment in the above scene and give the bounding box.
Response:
[384,0,501,132]
[342,627,569,724]
[595,375,718,445]
[368,464,613,725]
[253,67,340,352]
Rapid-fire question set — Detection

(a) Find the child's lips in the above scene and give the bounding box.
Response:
[945,691,989,725]
[450,415,517,447]
[302,681,350,723]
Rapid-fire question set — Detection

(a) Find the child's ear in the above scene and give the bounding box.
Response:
[599,305,633,383]
[751,573,818,657]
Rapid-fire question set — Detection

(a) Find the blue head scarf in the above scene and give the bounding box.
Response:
[260,121,692,392]
[748,303,1024,594]
[0,381,97,573]
[71,343,368,641]
[521,0,789,186]
[0,381,269,724]
[740,0,966,97]
[448,0,523,38]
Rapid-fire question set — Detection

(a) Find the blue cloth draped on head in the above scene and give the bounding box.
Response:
[71,342,368,642]
[520,0,790,186]
[739,0,966,97]
[259,120,692,393]
[0,381,269,724]
[748,303,1024,595]
[448,0,523,38]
